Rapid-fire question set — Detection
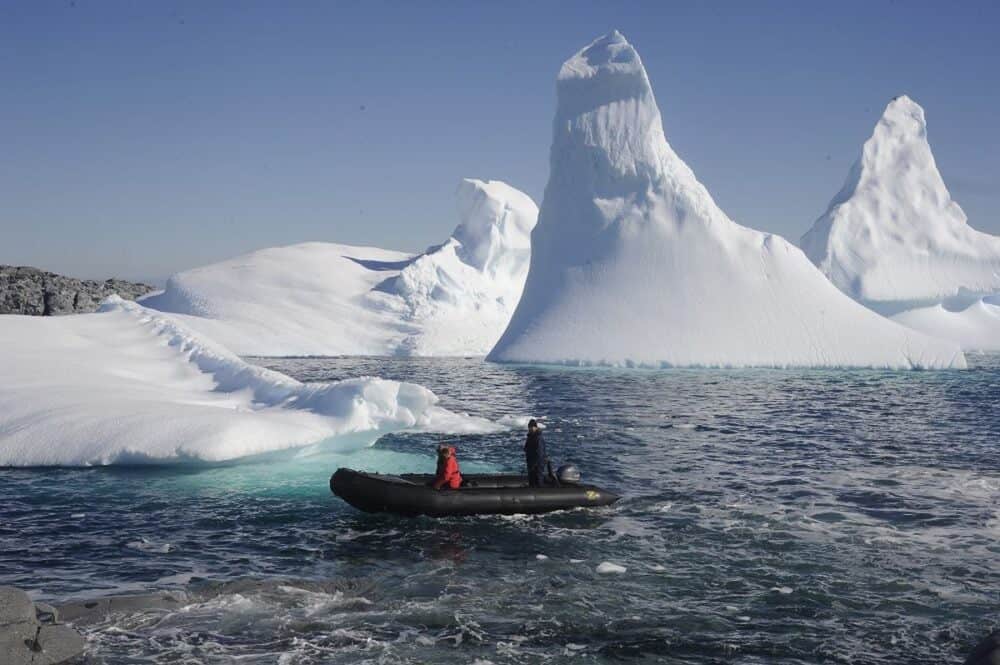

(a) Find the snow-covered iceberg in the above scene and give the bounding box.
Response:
[0,297,494,467]
[801,96,1000,350]
[141,179,538,356]
[488,31,964,369]
[892,298,1000,352]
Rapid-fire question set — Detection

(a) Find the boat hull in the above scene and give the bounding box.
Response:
[330,468,620,517]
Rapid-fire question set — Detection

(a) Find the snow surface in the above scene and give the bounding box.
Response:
[892,300,1000,353]
[487,32,965,369]
[141,179,537,357]
[0,297,495,467]
[800,96,1000,350]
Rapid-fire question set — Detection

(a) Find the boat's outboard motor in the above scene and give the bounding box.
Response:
[556,464,581,484]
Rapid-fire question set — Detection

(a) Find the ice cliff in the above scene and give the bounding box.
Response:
[488,31,964,368]
[801,96,1000,350]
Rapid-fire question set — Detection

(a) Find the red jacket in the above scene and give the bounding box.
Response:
[433,448,462,490]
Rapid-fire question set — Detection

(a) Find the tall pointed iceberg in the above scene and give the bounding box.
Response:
[801,96,1000,350]
[488,32,964,368]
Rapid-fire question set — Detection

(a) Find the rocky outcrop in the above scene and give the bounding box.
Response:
[0,586,85,664]
[965,629,1000,665]
[56,590,189,626]
[0,266,153,316]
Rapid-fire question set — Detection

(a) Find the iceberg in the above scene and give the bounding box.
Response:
[0,297,494,467]
[141,179,538,357]
[801,96,1000,351]
[488,31,964,369]
[892,299,1000,353]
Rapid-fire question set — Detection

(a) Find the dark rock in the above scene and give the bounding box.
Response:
[35,601,59,625]
[0,265,154,315]
[965,629,1000,665]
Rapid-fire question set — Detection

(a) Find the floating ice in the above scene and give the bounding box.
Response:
[892,301,1000,351]
[126,538,172,554]
[0,298,495,467]
[802,96,1000,350]
[488,32,964,369]
[141,179,538,356]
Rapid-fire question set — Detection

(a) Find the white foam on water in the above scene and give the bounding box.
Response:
[125,538,172,554]
[497,415,534,428]
[154,572,202,587]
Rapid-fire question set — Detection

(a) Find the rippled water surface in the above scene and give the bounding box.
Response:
[2,356,999,664]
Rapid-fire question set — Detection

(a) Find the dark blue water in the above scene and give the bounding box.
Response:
[2,356,998,663]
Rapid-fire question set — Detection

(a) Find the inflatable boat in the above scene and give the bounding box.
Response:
[330,468,620,517]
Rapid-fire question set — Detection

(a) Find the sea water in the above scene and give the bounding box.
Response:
[1,356,998,663]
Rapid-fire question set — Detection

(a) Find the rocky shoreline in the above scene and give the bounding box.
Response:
[0,586,189,663]
[0,580,355,663]
[0,265,153,316]
[2,582,995,663]
[0,587,84,664]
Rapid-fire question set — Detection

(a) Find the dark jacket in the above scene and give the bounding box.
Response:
[524,430,546,469]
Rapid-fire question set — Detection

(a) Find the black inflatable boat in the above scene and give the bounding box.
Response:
[330,468,620,517]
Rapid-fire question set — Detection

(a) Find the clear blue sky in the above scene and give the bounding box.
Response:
[2,1,998,282]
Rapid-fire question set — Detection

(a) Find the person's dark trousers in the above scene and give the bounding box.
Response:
[528,464,545,487]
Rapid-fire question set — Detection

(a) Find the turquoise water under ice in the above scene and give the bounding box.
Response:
[2,356,998,663]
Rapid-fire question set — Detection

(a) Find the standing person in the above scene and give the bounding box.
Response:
[524,419,547,488]
[432,445,463,490]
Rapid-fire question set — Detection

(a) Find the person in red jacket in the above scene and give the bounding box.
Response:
[432,445,463,490]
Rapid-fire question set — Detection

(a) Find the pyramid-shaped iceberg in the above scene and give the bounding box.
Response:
[489,32,964,368]
[801,96,1000,350]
